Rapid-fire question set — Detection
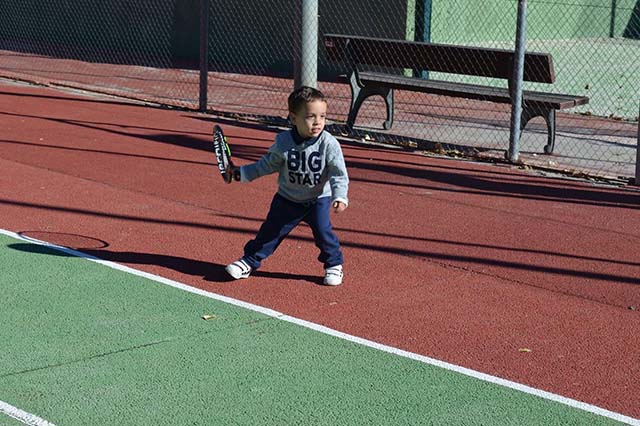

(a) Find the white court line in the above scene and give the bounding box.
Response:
[0,401,56,426]
[1,228,638,426]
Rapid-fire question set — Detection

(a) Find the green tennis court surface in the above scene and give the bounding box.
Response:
[0,233,627,426]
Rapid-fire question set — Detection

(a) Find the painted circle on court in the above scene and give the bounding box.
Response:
[18,231,109,250]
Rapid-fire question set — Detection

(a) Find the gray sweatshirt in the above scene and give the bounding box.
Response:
[240,129,349,205]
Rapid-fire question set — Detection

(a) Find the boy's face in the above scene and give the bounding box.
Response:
[289,99,327,139]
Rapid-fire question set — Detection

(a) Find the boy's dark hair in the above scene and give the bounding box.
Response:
[288,86,326,113]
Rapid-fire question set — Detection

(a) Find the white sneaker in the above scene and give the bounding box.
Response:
[225,259,252,280]
[323,265,343,286]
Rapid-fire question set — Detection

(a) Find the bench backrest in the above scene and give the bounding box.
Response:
[323,34,555,84]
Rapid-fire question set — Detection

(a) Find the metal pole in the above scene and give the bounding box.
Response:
[609,0,617,38]
[635,103,640,185]
[198,0,209,112]
[294,0,318,89]
[507,0,528,163]
[415,0,432,79]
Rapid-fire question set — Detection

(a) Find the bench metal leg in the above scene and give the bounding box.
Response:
[346,82,364,130]
[381,88,394,130]
[520,106,556,155]
[543,109,556,154]
[346,74,394,130]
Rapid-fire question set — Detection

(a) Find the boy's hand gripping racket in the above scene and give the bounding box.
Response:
[212,125,235,183]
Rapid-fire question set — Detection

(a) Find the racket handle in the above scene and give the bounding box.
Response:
[224,169,233,184]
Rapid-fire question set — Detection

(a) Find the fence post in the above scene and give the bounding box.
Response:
[198,0,209,112]
[415,0,432,79]
[507,0,527,163]
[609,0,617,38]
[294,0,318,89]
[635,103,640,185]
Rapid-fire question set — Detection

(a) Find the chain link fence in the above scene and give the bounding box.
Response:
[0,0,200,107]
[1,0,638,181]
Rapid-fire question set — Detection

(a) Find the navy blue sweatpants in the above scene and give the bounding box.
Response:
[242,193,343,270]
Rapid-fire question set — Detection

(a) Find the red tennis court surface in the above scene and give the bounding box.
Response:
[1,79,639,419]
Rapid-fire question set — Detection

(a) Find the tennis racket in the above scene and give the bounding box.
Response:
[212,125,235,183]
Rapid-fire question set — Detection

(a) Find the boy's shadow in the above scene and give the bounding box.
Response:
[245,270,323,285]
[81,249,322,284]
[83,251,322,285]
[7,243,321,285]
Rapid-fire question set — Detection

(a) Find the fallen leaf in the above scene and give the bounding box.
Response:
[518,348,532,353]
[202,314,217,320]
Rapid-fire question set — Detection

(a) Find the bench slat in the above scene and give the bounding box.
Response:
[356,72,589,109]
[325,34,555,84]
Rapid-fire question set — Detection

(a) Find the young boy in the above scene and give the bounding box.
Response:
[225,86,349,286]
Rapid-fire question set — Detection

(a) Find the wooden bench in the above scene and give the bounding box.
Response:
[323,34,589,154]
